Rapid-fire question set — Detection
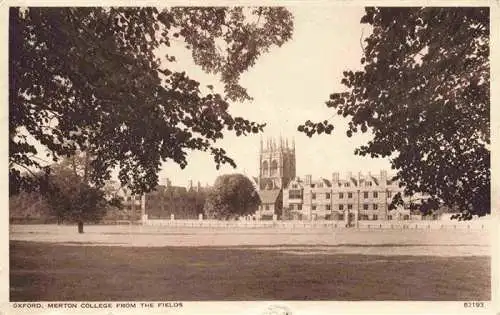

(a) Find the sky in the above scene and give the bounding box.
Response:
[158,6,393,188]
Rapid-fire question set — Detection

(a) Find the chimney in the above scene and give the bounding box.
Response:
[305,174,312,185]
[380,170,388,185]
[332,172,339,183]
[188,180,193,191]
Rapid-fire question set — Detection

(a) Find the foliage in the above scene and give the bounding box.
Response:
[9,190,52,222]
[41,155,113,224]
[10,153,122,224]
[298,7,489,220]
[204,174,260,219]
[10,7,294,195]
[44,172,108,224]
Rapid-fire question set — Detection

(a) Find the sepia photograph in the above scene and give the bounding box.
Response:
[6,3,495,315]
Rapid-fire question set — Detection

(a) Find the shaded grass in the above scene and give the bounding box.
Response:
[10,241,490,301]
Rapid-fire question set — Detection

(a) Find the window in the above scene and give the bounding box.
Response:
[270,160,278,176]
[265,205,269,210]
[297,204,302,210]
[366,181,372,187]
[326,205,331,210]
[292,184,298,189]
[290,204,295,210]
[326,193,331,199]
[262,161,269,176]
[311,184,316,188]
[373,204,378,210]
[387,191,392,198]
[344,183,350,187]
[312,205,317,210]
[363,192,369,198]
[387,215,392,220]
[135,195,142,201]
[404,215,410,220]
[339,192,344,199]
[363,204,369,210]
[347,204,353,210]
[373,214,378,220]
[312,193,316,199]
[373,191,378,198]
[348,192,353,198]
[289,189,302,199]
[339,204,344,210]
[317,183,323,188]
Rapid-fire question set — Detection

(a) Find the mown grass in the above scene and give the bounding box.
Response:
[10,241,490,301]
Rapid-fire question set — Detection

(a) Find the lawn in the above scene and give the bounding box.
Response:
[10,241,490,301]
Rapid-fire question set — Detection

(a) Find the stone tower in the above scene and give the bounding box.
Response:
[258,136,296,190]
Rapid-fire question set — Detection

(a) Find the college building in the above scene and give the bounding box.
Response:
[254,137,421,223]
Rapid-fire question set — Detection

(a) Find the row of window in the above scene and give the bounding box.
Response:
[289,204,381,211]
[289,191,393,200]
[261,170,279,176]
[292,182,373,188]
[338,204,379,210]
[340,181,374,187]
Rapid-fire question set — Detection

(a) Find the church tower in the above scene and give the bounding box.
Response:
[258,136,296,190]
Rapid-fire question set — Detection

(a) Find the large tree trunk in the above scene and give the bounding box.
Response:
[78,221,84,233]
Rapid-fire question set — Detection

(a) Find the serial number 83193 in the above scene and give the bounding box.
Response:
[464,302,485,308]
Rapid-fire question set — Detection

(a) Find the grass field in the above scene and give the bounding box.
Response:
[10,240,490,301]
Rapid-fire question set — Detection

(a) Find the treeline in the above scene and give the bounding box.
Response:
[9,191,55,223]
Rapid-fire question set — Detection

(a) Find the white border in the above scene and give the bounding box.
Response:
[2,1,498,315]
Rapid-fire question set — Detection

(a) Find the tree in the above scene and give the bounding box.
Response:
[10,7,294,195]
[204,174,260,220]
[298,7,489,220]
[41,153,120,233]
[9,190,52,223]
[44,170,107,233]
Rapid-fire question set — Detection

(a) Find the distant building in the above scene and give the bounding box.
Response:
[251,137,432,222]
[283,171,411,224]
[143,178,208,220]
[254,137,296,219]
[113,177,210,221]
[112,186,144,222]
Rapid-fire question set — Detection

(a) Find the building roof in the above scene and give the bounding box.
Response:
[258,189,281,204]
[319,178,332,187]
